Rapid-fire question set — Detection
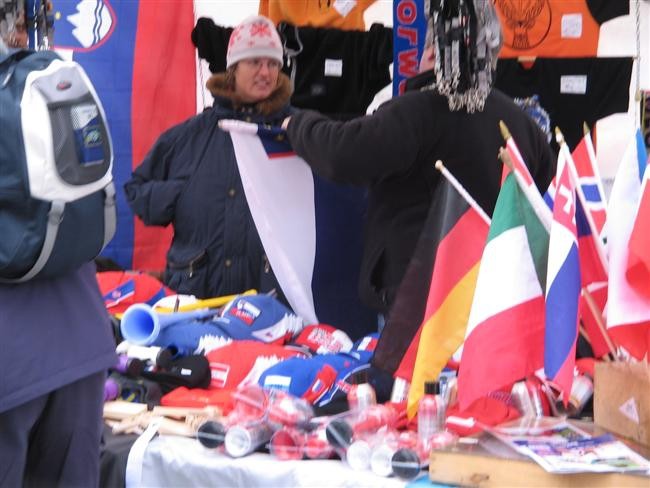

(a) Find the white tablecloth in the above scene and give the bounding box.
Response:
[129,434,410,488]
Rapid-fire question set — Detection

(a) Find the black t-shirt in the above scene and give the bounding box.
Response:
[495,57,633,151]
[278,22,393,118]
[192,19,393,119]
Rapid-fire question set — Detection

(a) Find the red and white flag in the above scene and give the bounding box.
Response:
[606,129,650,360]
[627,159,650,298]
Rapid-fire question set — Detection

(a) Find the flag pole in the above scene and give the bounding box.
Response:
[498,147,552,231]
[581,287,619,360]
[435,160,491,225]
[578,324,612,362]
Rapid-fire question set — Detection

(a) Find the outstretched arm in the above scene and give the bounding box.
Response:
[285,96,424,185]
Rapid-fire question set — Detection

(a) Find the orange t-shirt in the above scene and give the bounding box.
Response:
[496,0,628,58]
[259,0,377,30]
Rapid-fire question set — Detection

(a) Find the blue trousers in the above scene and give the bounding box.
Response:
[0,371,106,488]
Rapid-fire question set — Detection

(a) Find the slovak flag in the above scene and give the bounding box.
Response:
[544,147,581,402]
[545,135,608,288]
[218,120,376,340]
[544,177,607,288]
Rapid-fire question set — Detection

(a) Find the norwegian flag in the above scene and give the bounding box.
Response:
[572,130,608,242]
[218,120,376,340]
[544,146,581,402]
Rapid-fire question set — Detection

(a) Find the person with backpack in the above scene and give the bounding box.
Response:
[0,34,117,488]
[125,14,291,302]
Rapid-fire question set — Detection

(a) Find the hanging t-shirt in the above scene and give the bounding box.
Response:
[495,57,633,151]
[191,18,233,74]
[496,0,629,58]
[279,22,393,118]
[191,19,393,119]
[259,0,376,31]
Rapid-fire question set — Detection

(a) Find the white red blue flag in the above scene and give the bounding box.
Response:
[544,147,581,401]
[219,120,376,338]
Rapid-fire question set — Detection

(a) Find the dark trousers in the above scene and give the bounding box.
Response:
[0,371,106,488]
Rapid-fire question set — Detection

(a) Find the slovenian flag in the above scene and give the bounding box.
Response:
[219,120,376,339]
[53,0,197,271]
[544,144,581,402]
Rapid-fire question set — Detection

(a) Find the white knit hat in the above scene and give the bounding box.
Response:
[226,15,284,69]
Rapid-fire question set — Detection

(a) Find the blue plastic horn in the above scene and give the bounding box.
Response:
[120,303,214,346]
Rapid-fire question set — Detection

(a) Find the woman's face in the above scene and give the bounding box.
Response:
[234,57,281,103]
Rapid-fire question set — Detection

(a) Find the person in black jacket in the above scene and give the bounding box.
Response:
[283,0,555,316]
[125,15,292,300]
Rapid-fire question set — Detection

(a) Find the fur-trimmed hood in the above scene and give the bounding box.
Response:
[206,71,292,116]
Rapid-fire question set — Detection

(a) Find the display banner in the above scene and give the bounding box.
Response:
[53,0,196,271]
[392,0,426,96]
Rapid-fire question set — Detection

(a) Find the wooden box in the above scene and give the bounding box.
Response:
[594,361,650,447]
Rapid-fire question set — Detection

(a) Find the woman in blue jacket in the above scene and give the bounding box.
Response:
[125,15,291,299]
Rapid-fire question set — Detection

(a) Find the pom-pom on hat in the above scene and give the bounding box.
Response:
[226,15,284,69]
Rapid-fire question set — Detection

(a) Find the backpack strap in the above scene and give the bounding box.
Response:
[0,200,66,283]
[0,182,116,283]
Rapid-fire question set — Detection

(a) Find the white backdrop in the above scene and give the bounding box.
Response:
[193,0,650,187]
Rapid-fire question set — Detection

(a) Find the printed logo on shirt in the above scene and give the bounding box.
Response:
[333,0,357,18]
[560,75,587,95]
[324,59,343,77]
[209,362,230,388]
[52,0,116,52]
[226,299,261,325]
[263,374,292,390]
[103,279,135,308]
[496,0,552,50]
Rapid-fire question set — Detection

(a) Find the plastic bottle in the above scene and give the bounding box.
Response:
[389,377,410,403]
[369,429,401,477]
[269,427,306,460]
[567,373,594,417]
[391,447,427,480]
[347,370,376,413]
[346,438,373,470]
[196,420,227,449]
[417,381,444,450]
[224,422,274,458]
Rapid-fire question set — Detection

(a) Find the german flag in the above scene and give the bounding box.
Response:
[373,175,489,417]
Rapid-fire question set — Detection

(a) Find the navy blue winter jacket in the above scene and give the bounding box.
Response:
[125,73,294,299]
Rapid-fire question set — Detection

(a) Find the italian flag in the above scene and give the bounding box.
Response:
[457,173,549,410]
